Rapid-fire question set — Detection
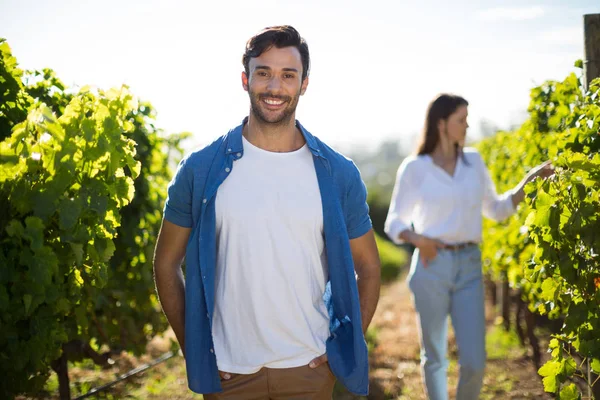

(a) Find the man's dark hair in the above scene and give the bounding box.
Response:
[242,25,310,81]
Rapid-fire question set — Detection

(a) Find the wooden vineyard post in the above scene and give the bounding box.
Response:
[583,14,600,90]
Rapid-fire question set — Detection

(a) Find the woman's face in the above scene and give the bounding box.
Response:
[440,105,469,147]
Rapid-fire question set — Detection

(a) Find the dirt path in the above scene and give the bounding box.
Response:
[334,275,553,399]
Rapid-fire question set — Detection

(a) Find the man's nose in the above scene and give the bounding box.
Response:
[267,76,282,93]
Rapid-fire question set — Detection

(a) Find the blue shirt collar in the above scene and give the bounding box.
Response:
[225,117,324,158]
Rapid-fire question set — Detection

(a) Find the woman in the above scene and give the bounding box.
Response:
[384,93,553,400]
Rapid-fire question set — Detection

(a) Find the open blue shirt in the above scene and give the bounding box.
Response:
[163,118,372,395]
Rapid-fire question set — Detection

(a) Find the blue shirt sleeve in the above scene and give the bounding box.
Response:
[345,161,372,239]
[163,157,193,228]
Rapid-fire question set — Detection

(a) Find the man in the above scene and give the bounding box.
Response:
[153,25,381,399]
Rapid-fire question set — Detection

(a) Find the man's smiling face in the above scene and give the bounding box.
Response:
[243,45,308,126]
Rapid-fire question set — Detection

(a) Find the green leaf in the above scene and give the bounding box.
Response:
[560,357,577,378]
[580,340,591,356]
[559,204,573,229]
[542,375,559,394]
[541,278,559,301]
[559,383,579,400]
[81,118,95,142]
[30,246,58,286]
[539,359,561,377]
[96,264,108,288]
[549,338,561,358]
[103,239,116,262]
[23,294,32,314]
[0,286,9,310]
[113,176,135,207]
[32,190,57,221]
[566,153,595,172]
[55,298,71,315]
[572,337,581,352]
[59,197,83,230]
[89,190,108,215]
[0,157,27,183]
[95,238,116,262]
[5,220,25,238]
[73,269,84,287]
[70,243,84,265]
[124,148,141,179]
[24,216,45,251]
[591,358,600,374]
[130,160,141,180]
[74,304,88,331]
[574,59,583,69]
[533,190,554,226]
[525,211,536,227]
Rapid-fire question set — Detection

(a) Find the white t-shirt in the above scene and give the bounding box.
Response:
[212,136,329,374]
[384,147,515,245]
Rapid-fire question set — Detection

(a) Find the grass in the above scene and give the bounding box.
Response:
[480,371,515,400]
[375,234,408,282]
[485,324,526,360]
[365,325,379,352]
[128,358,198,399]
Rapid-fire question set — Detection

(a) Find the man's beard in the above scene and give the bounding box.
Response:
[248,88,301,126]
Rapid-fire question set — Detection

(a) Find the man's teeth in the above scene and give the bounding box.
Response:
[264,99,284,105]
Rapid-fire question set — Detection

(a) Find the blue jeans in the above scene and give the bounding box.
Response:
[408,245,486,400]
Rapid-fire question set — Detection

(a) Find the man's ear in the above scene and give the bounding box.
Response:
[300,76,309,95]
[242,71,249,91]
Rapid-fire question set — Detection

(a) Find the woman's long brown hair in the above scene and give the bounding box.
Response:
[416,93,469,158]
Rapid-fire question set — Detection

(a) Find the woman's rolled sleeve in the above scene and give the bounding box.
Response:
[384,160,417,245]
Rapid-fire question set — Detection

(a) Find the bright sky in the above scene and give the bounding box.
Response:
[1,0,598,153]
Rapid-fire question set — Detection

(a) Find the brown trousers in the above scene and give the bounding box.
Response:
[203,363,336,400]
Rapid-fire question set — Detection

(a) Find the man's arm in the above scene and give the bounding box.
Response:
[153,219,191,355]
[350,229,381,334]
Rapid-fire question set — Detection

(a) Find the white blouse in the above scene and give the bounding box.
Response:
[384,148,515,245]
